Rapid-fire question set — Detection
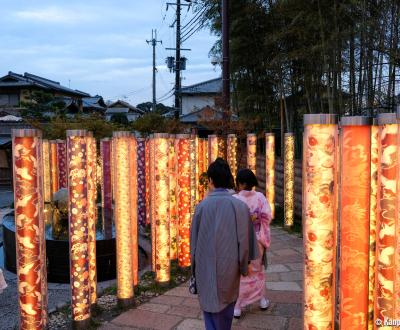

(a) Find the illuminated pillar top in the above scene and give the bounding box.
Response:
[12,128,42,137]
[176,134,190,138]
[377,112,397,125]
[113,131,131,137]
[340,116,371,126]
[154,133,170,138]
[66,129,88,136]
[304,113,338,125]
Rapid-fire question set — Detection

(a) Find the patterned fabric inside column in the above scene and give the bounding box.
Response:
[12,129,47,329]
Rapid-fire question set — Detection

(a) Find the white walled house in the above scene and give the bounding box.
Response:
[180,78,221,116]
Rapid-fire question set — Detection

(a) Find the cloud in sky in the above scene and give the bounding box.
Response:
[0,1,220,105]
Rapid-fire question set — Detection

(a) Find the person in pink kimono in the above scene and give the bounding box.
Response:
[233,168,272,318]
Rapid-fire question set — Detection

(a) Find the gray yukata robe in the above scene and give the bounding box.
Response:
[190,189,259,313]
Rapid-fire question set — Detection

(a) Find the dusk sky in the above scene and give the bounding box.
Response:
[0,1,220,106]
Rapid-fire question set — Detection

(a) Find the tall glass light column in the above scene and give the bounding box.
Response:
[137,138,147,227]
[189,135,197,218]
[227,134,238,177]
[56,140,67,189]
[169,135,178,260]
[153,134,171,284]
[339,116,371,329]
[375,113,398,324]
[49,140,59,198]
[284,133,295,227]
[303,114,338,330]
[129,135,138,286]
[112,131,134,307]
[208,134,219,165]
[42,139,51,203]
[149,135,156,272]
[66,130,91,328]
[177,134,191,268]
[368,118,378,329]
[265,133,275,218]
[86,133,97,306]
[100,138,113,239]
[12,129,48,330]
[145,138,150,226]
[247,133,257,175]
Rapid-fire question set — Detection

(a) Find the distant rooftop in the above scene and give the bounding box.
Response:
[108,100,144,114]
[0,72,90,97]
[180,78,222,95]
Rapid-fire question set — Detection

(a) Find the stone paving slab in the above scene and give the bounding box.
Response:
[102,225,304,330]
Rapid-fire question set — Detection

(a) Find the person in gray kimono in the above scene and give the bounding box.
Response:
[190,158,259,330]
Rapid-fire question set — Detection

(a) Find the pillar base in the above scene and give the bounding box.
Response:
[72,318,91,330]
[118,297,135,309]
[157,280,170,288]
[178,266,191,273]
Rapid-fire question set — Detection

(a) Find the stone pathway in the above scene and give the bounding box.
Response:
[100,226,303,330]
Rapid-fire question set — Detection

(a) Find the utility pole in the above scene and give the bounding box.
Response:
[166,1,191,119]
[175,0,181,119]
[222,0,230,123]
[147,29,162,112]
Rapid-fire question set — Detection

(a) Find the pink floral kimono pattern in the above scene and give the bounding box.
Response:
[233,190,272,309]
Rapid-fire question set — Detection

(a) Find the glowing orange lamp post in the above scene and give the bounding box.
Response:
[247,133,257,175]
[375,113,398,325]
[49,140,59,199]
[190,135,198,217]
[227,134,238,176]
[265,133,275,218]
[100,139,113,239]
[112,132,135,307]
[368,118,378,329]
[169,135,178,260]
[284,133,294,227]
[153,134,171,284]
[339,116,371,329]
[129,135,138,287]
[86,133,97,306]
[12,129,48,330]
[303,114,338,330]
[176,134,191,268]
[66,130,91,328]
[208,135,219,165]
[42,139,51,203]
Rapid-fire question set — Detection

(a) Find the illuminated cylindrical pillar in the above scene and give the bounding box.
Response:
[86,134,97,306]
[208,135,219,165]
[49,140,59,198]
[42,139,51,203]
[177,134,191,268]
[339,116,371,329]
[145,138,150,226]
[375,113,398,325]
[100,139,113,239]
[227,134,238,177]
[12,129,47,330]
[265,133,275,218]
[303,114,338,330]
[153,133,171,284]
[247,133,257,175]
[149,135,156,272]
[112,131,134,307]
[217,135,226,159]
[368,118,378,330]
[190,135,197,218]
[56,140,67,189]
[129,136,138,287]
[66,130,91,328]
[169,135,178,260]
[137,138,147,227]
[284,133,295,227]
